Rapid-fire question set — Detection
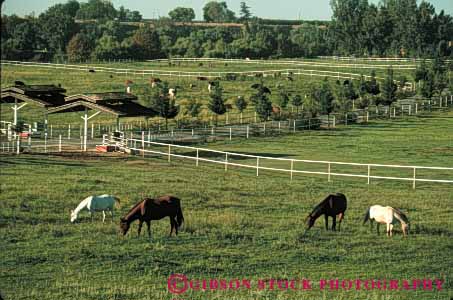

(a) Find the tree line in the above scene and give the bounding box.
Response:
[1,0,452,61]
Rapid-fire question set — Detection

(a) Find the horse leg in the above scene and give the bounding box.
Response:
[389,224,393,237]
[146,221,151,239]
[376,223,380,235]
[170,217,176,237]
[332,215,337,231]
[174,217,179,236]
[337,213,344,232]
[386,223,391,237]
[137,220,143,237]
[324,215,329,231]
[102,211,106,223]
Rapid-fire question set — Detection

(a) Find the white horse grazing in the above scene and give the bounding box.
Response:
[70,194,120,223]
[364,205,410,237]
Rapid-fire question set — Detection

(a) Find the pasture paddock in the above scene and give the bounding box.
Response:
[0,116,452,300]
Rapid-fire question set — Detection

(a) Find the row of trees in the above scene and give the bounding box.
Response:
[330,0,453,57]
[141,59,452,128]
[2,0,452,61]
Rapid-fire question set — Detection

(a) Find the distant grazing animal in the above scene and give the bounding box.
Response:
[189,83,196,89]
[286,76,293,81]
[197,76,208,81]
[119,195,184,238]
[208,81,219,93]
[15,80,25,86]
[89,69,96,73]
[304,193,347,234]
[168,88,177,98]
[70,194,120,223]
[272,106,281,114]
[225,104,233,110]
[150,77,162,88]
[364,205,410,237]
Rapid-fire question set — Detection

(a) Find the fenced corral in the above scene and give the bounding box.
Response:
[105,134,453,189]
[1,60,394,81]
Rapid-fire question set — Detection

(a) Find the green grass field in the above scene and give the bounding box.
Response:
[1,115,452,300]
[0,59,419,127]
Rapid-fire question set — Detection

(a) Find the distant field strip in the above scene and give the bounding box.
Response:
[1,60,401,81]
[148,57,417,70]
[112,136,453,189]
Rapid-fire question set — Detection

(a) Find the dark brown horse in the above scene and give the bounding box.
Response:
[119,195,184,238]
[304,193,347,233]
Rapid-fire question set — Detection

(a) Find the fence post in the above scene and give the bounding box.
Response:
[68,124,71,140]
[196,149,199,167]
[91,123,94,139]
[59,135,62,152]
[142,131,145,157]
[16,137,20,155]
[168,144,171,162]
[366,111,369,123]
[50,125,53,138]
[345,113,348,126]
[192,129,194,137]
[80,136,83,150]
[293,120,296,133]
[367,165,371,185]
[413,167,416,189]
[148,130,151,142]
[246,125,249,139]
[290,160,294,181]
[333,116,336,128]
[254,112,257,123]
[225,153,228,171]
[328,163,331,182]
[263,123,266,135]
[256,157,260,176]
[229,127,232,141]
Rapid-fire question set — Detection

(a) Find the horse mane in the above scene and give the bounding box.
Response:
[393,208,409,224]
[124,199,147,219]
[310,194,331,216]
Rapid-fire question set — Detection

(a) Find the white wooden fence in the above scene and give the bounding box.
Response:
[1,60,393,81]
[106,135,453,189]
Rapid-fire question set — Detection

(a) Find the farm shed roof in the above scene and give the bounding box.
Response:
[65,92,138,103]
[1,84,67,107]
[47,93,157,118]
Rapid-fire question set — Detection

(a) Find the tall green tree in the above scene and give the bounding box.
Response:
[39,4,78,58]
[67,33,94,62]
[312,78,335,127]
[239,2,252,22]
[76,0,117,20]
[203,1,236,23]
[250,82,273,121]
[291,94,303,114]
[145,83,179,129]
[208,83,227,125]
[380,68,398,105]
[130,26,163,59]
[169,7,196,22]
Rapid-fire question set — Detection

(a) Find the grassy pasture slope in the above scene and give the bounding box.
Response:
[0,59,416,126]
[1,116,452,300]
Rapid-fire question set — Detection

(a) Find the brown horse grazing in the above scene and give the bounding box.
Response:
[304,193,347,233]
[119,195,184,238]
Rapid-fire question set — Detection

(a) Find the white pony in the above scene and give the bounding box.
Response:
[70,194,120,223]
[364,205,410,237]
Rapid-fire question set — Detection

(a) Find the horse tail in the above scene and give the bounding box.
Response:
[363,207,370,225]
[176,203,184,229]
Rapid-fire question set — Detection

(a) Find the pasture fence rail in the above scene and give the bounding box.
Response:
[104,135,453,189]
[2,60,409,82]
